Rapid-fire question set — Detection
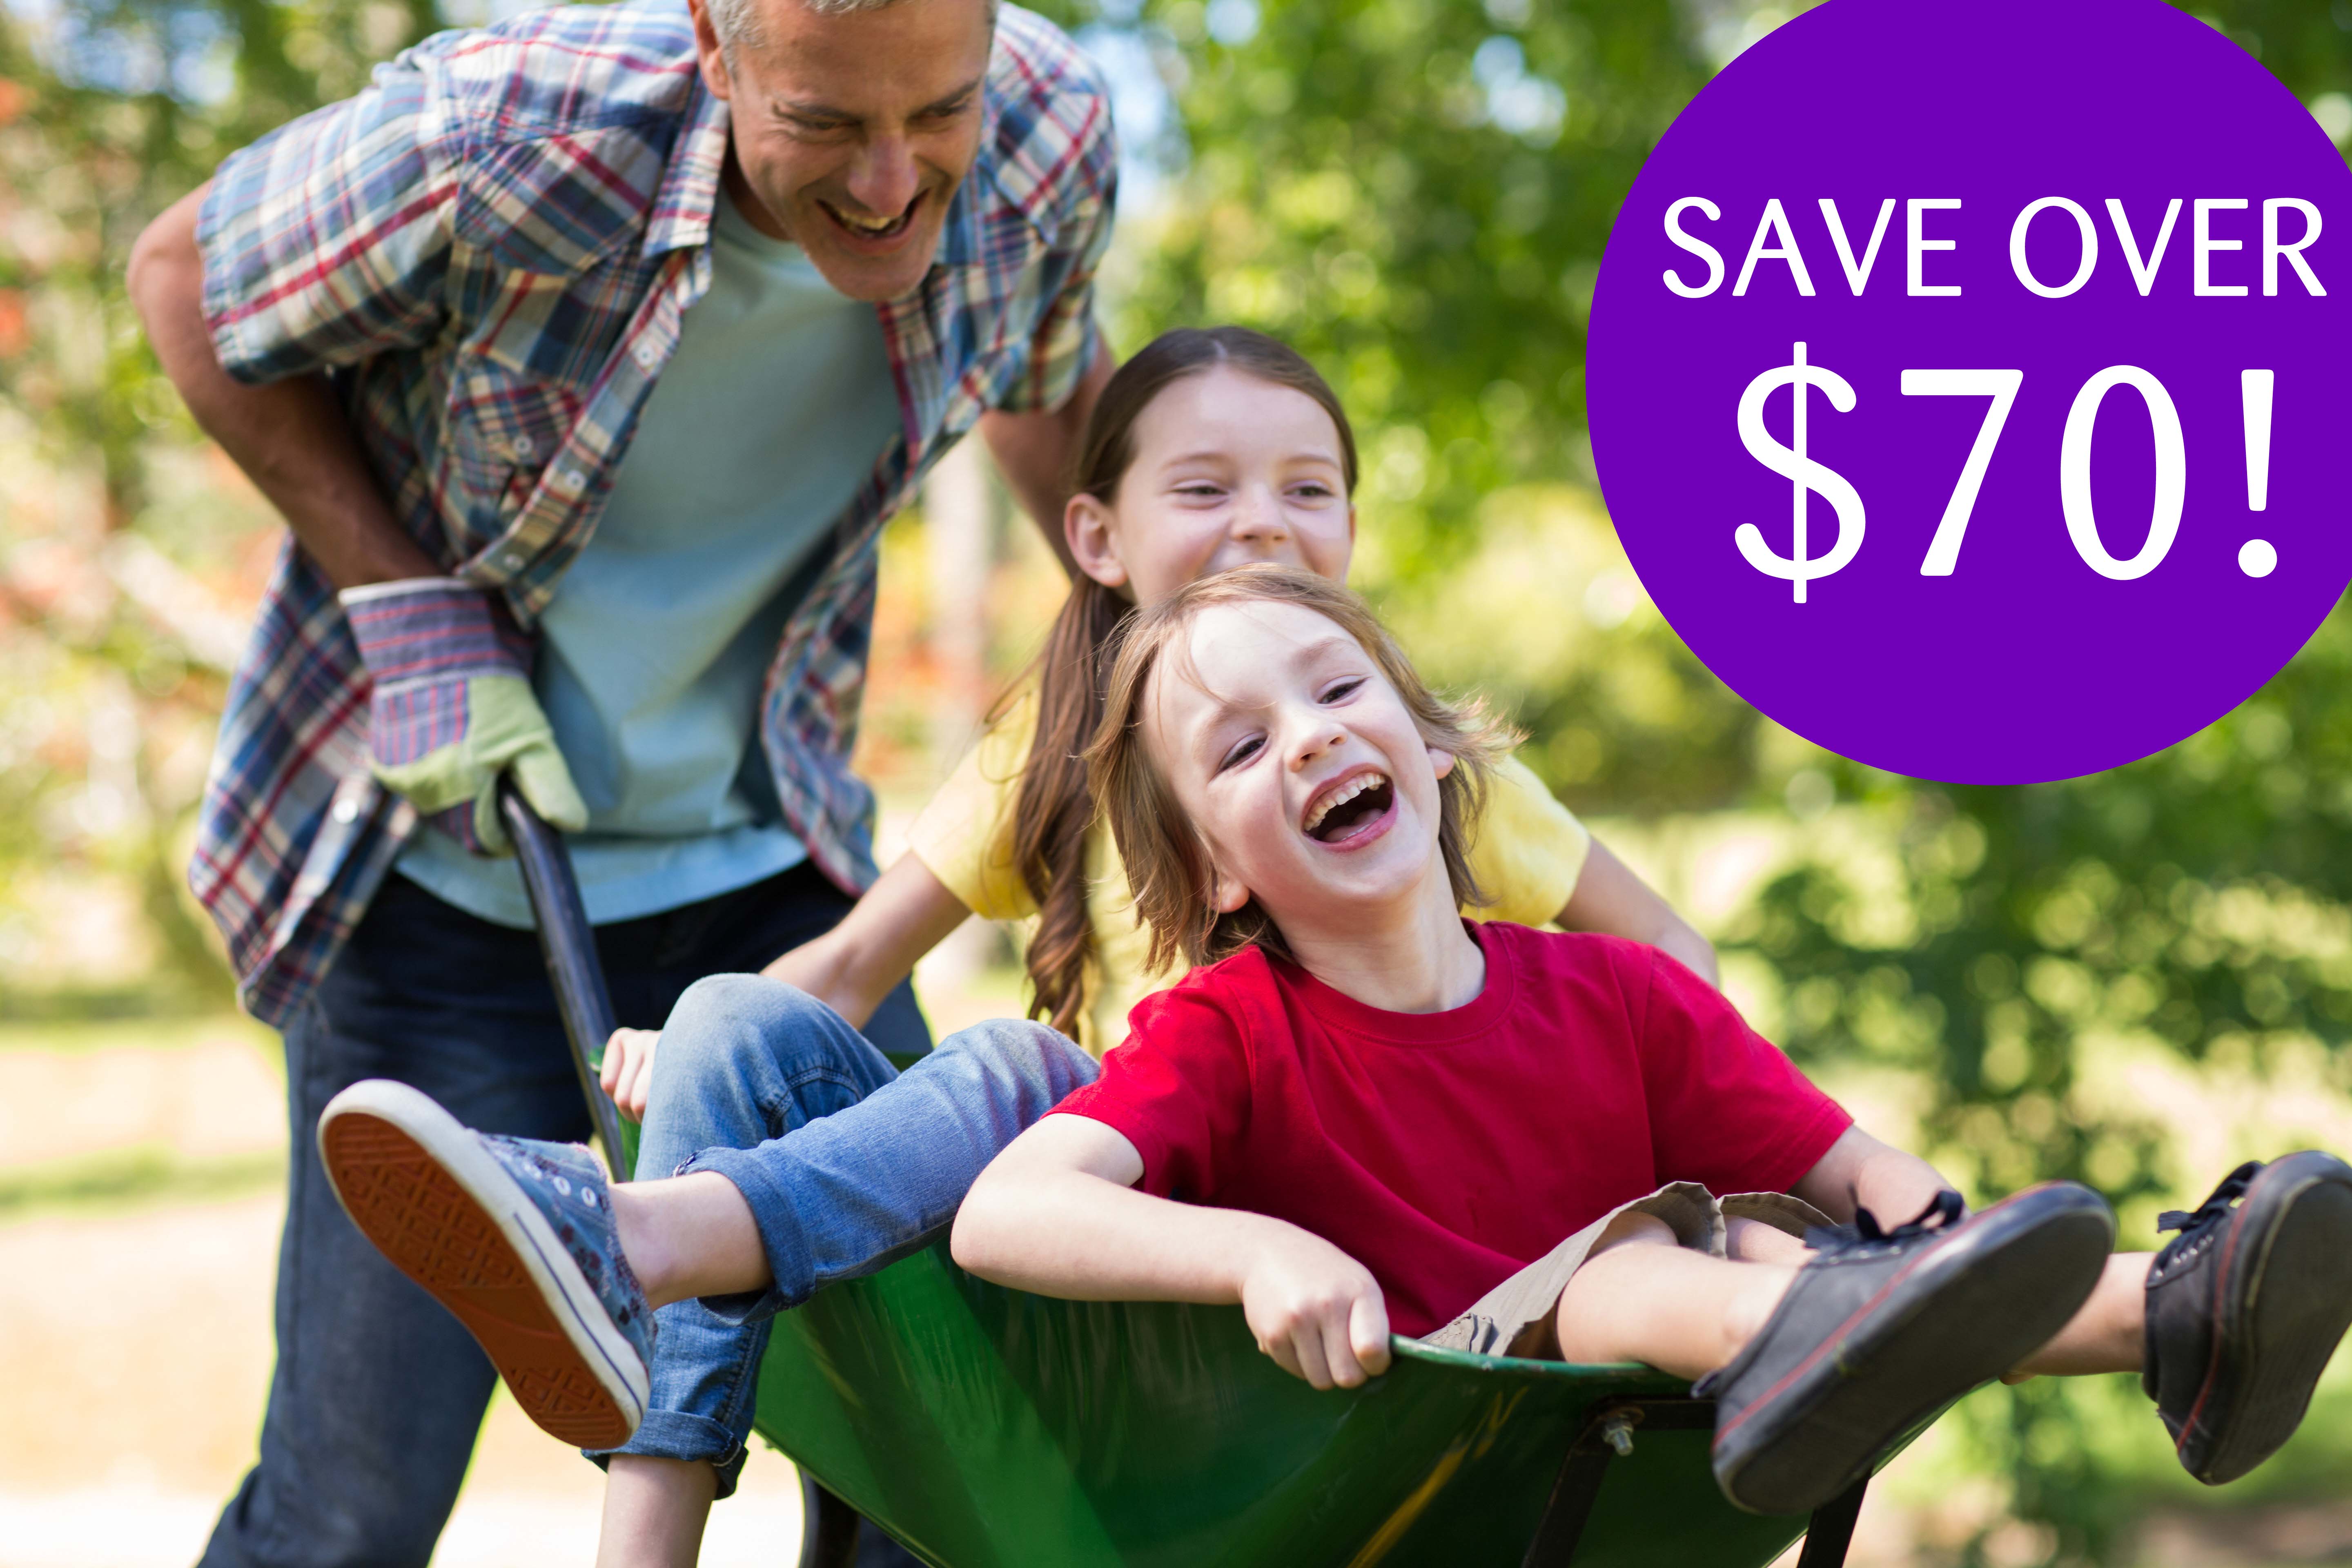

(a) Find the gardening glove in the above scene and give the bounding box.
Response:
[340,577,588,855]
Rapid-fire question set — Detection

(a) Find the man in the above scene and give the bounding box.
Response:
[126,0,1114,1556]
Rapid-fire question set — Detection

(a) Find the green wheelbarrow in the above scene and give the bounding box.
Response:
[498,783,1902,1568]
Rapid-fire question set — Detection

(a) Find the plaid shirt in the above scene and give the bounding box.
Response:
[193,0,1115,1027]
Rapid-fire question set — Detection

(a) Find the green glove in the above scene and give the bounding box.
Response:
[341,578,590,855]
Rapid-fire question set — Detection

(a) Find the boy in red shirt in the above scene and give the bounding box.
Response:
[949,566,2352,1512]
[317,566,2352,1519]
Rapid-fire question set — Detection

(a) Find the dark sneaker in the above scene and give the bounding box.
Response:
[2144,1152,2352,1485]
[317,1079,654,1449]
[1702,1183,2114,1515]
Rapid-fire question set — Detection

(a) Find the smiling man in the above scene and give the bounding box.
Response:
[126,0,1113,1561]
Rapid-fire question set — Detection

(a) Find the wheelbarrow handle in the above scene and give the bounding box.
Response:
[497,776,633,1182]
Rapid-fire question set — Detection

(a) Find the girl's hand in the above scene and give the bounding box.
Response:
[1239,1234,1392,1389]
[599,1027,660,1123]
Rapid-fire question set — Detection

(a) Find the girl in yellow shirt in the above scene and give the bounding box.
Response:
[604,326,1713,1098]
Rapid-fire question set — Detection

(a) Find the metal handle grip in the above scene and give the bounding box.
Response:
[497,777,633,1181]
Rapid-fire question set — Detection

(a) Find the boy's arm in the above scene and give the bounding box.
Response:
[952,1114,1394,1388]
[1558,839,1720,987]
[1791,1124,1959,1228]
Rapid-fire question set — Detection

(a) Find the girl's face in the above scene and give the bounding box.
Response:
[1065,366,1356,607]
[1141,598,1454,936]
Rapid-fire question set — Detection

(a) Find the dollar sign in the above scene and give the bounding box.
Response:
[1735,342,1867,603]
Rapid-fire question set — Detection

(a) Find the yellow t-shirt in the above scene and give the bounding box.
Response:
[907,684,1592,1053]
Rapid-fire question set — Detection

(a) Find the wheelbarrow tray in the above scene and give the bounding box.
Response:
[494,784,1893,1568]
[753,1243,1818,1568]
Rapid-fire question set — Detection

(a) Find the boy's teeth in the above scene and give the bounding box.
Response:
[1304,772,1386,835]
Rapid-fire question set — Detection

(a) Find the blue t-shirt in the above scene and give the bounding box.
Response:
[400,186,902,927]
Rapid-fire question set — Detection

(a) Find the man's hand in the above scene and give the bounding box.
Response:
[1238,1233,1393,1390]
[342,578,588,853]
[600,1027,661,1123]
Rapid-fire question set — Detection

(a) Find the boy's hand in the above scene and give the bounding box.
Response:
[599,1027,659,1123]
[1240,1234,1393,1389]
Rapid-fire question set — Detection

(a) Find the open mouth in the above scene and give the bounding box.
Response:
[1302,771,1394,844]
[820,194,920,244]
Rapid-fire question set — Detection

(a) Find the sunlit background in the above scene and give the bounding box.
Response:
[7,0,2352,1562]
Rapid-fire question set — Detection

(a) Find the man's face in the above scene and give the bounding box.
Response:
[691,0,992,302]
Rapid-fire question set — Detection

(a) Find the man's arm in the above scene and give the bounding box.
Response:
[952,1113,1393,1388]
[978,345,1113,578]
[127,184,440,589]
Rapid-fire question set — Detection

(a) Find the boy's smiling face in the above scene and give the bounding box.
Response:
[1143,599,1456,935]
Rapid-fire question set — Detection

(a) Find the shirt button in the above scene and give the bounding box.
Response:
[560,469,587,492]
[332,797,359,824]
[632,342,659,369]
[500,550,526,570]
[513,434,535,459]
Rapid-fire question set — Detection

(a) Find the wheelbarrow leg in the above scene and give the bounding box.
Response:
[798,1471,864,1568]
[1525,1399,1717,1566]
[1795,1474,1869,1568]
[1520,1443,1614,1566]
[1525,1400,1869,1567]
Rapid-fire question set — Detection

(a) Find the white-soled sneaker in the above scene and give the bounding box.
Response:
[317,1079,654,1448]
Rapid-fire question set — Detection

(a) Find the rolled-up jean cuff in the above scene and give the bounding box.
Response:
[680,1147,815,1325]
[584,1410,750,1498]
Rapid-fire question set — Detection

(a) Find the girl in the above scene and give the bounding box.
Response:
[599,327,1714,1110]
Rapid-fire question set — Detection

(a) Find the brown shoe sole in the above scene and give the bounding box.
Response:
[319,1093,644,1450]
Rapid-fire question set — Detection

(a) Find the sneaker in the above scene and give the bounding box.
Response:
[1702,1183,2114,1515]
[2144,1152,2352,1485]
[316,1078,654,1449]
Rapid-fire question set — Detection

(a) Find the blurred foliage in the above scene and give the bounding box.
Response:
[1088,0,2352,1557]
[10,0,2352,1554]
[0,0,447,1008]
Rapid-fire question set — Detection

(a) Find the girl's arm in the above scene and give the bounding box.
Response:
[952,1115,1394,1389]
[761,851,973,1029]
[1559,838,1721,987]
[599,853,972,1119]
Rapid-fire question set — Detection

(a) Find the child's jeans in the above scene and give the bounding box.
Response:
[591,974,1098,1494]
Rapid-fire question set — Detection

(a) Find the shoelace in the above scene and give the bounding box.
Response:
[1803,1188,1967,1253]
[2156,1159,2265,1247]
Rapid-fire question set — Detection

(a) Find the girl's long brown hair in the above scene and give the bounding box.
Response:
[1011,327,1359,1034]
[1085,565,1512,976]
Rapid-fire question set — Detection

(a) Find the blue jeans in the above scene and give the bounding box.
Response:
[603,974,1098,1495]
[200,868,929,1568]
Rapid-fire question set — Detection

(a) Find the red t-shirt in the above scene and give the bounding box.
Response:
[1048,923,1853,1337]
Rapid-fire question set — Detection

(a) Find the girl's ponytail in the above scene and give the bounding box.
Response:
[1006,327,1358,1036]
[1011,575,1128,1035]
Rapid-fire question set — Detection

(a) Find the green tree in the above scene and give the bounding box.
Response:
[1116,0,2352,1557]
[0,0,437,1008]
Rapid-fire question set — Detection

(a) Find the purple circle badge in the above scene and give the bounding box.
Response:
[1586,0,2352,784]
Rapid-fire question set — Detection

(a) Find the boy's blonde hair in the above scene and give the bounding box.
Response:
[1085,565,1517,976]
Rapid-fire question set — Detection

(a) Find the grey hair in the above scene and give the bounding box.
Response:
[709,0,988,53]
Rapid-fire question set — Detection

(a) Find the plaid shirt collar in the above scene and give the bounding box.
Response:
[643,74,728,257]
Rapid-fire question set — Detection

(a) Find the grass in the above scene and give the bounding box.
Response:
[0,1011,274,1055]
[0,1143,285,1218]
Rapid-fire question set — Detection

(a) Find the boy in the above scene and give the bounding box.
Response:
[320,568,2352,1519]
